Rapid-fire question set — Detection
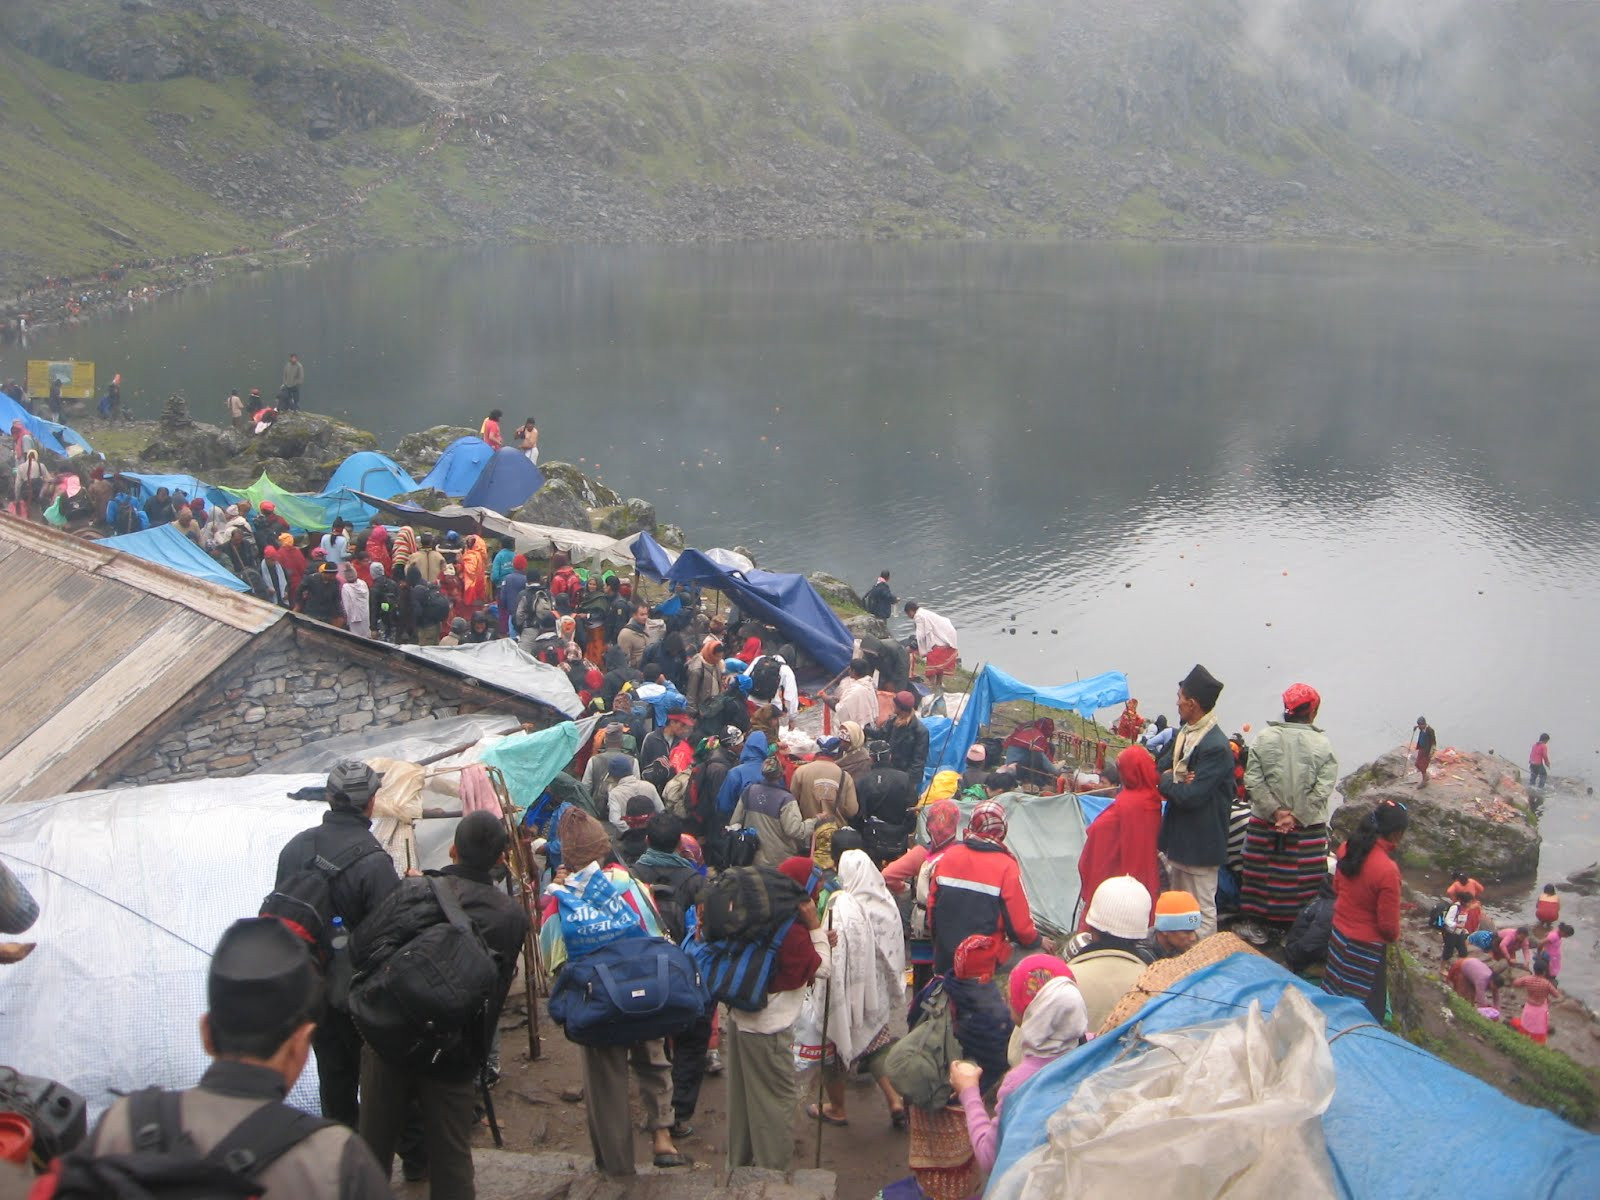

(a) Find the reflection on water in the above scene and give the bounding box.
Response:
[27,241,1600,996]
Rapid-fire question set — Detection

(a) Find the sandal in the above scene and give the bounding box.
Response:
[890,1107,908,1131]
[653,1152,691,1169]
[669,1122,695,1140]
[806,1102,849,1127]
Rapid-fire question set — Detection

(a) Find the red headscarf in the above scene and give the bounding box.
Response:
[779,855,818,896]
[1282,683,1321,720]
[924,799,961,851]
[954,933,1004,983]
[966,800,1009,846]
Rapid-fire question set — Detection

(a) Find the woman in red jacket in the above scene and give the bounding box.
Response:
[1324,800,1409,1021]
[1076,745,1162,930]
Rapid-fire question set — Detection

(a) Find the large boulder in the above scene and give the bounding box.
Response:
[510,482,592,531]
[139,419,241,473]
[591,497,656,539]
[391,425,476,478]
[1331,747,1540,881]
[537,461,621,509]
[808,571,864,611]
[246,413,378,491]
[843,613,890,640]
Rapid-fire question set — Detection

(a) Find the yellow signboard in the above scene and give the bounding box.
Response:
[26,360,96,401]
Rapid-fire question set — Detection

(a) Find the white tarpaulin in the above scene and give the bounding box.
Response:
[398,639,584,717]
[0,778,332,1116]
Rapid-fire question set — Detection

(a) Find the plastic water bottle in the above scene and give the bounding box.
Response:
[330,916,349,955]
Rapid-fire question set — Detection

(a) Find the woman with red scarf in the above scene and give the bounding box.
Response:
[1076,745,1162,930]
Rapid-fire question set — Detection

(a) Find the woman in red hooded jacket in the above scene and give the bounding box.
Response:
[1076,745,1162,930]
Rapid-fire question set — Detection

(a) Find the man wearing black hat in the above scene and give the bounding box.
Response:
[84,918,390,1197]
[273,761,399,1128]
[357,811,529,1200]
[1156,665,1234,938]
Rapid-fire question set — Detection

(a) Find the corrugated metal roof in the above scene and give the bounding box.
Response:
[0,517,285,805]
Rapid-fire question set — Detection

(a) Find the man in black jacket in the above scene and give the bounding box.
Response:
[862,570,896,621]
[273,761,398,1128]
[357,812,529,1200]
[866,690,929,788]
[1156,664,1234,939]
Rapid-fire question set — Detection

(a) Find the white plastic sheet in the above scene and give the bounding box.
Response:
[993,987,1338,1200]
[399,639,584,716]
[0,778,330,1116]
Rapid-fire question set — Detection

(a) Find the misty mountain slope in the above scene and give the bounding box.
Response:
[1,0,1596,285]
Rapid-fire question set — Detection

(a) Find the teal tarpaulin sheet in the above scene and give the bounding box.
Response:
[99,524,250,592]
[989,953,1600,1198]
[931,665,1129,782]
[478,722,584,809]
[915,789,1088,938]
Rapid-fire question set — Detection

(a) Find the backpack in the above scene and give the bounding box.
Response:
[259,838,384,969]
[909,852,939,941]
[1428,902,1450,931]
[885,987,962,1110]
[688,913,799,1012]
[548,936,707,1046]
[415,583,450,625]
[699,867,804,942]
[749,657,781,702]
[516,587,553,631]
[34,1086,330,1199]
[662,770,693,818]
[348,877,502,1076]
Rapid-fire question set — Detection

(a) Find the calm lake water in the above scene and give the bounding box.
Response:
[25,241,1600,992]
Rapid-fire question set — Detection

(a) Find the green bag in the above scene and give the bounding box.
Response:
[885,987,962,1110]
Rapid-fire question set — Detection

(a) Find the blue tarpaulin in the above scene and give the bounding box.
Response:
[630,531,678,582]
[99,524,250,592]
[990,953,1600,1198]
[664,550,854,674]
[462,447,543,512]
[319,451,418,500]
[931,665,1130,780]
[120,473,229,508]
[1,393,93,458]
[417,437,494,497]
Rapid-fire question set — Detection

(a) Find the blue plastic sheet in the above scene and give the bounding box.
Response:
[319,451,417,499]
[417,436,494,497]
[462,447,543,512]
[477,722,584,809]
[120,473,225,507]
[99,524,250,592]
[990,953,1600,1199]
[931,665,1129,779]
[631,531,678,581]
[664,550,854,674]
[0,393,93,457]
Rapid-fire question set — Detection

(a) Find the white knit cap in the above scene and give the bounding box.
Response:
[1085,875,1153,941]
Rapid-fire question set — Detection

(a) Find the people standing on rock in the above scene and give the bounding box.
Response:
[226,388,244,430]
[863,569,897,621]
[1411,716,1438,788]
[1237,683,1339,939]
[903,599,958,681]
[1324,799,1409,1021]
[281,354,303,411]
[1155,664,1234,938]
[478,408,503,450]
[1528,733,1552,792]
[514,417,539,464]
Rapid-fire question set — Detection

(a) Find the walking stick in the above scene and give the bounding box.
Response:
[813,907,835,1170]
[480,1073,503,1147]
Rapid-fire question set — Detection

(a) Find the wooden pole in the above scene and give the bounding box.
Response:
[813,907,834,1169]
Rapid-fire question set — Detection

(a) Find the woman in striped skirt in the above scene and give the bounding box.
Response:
[1325,800,1410,1020]
[1240,683,1340,929]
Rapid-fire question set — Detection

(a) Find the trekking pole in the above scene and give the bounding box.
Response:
[814,907,834,1170]
[481,1072,503,1148]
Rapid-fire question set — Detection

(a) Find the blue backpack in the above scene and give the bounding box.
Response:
[549,936,707,1046]
[687,914,799,1012]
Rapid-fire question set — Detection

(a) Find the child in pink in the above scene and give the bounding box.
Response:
[952,977,1090,1173]
[1543,923,1573,982]
[1509,960,1563,1045]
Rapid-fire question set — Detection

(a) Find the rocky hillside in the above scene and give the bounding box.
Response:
[2,0,1598,289]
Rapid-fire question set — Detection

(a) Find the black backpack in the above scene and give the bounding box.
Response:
[36,1087,330,1199]
[749,657,781,701]
[259,839,383,969]
[699,866,805,942]
[348,877,502,1076]
[1428,902,1450,931]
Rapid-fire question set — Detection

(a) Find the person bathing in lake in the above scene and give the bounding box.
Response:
[480,408,504,450]
[1529,733,1551,792]
[516,417,539,464]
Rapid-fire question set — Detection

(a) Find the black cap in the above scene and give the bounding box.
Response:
[455,810,507,870]
[1178,664,1224,712]
[831,828,865,858]
[208,918,318,1038]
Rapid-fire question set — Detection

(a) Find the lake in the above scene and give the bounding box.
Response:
[25,240,1600,991]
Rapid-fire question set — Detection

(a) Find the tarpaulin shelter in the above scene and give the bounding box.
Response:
[213,472,371,533]
[99,524,250,593]
[664,550,854,674]
[915,789,1087,938]
[416,436,494,497]
[319,451,417,500]
[1,392,93,457]
[988,953,1600,1199]
[399,639,584,718]
[930,665,1130,779]
[462,447,544,512]
[629,530,679,581]
[120,472,227,508]
[352,493,635,564]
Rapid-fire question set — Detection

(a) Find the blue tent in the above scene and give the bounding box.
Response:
[991,953,1600,1198]
[121,473,229,508]
[417,436,495,497]
[631,531,678,581]
[664,549,854,674]
[319,451,418,500]
[99,524,250,593]
[1,392,93,458]
[462,447,544,512]
[930,665,1129,782]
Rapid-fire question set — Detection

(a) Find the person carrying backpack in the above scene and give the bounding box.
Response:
[54,918,389,1199]
[267,761,398,1129]
[731,754,815,870]
[352,812,529,1200]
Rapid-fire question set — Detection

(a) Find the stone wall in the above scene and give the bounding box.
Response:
[94,621,555,788]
